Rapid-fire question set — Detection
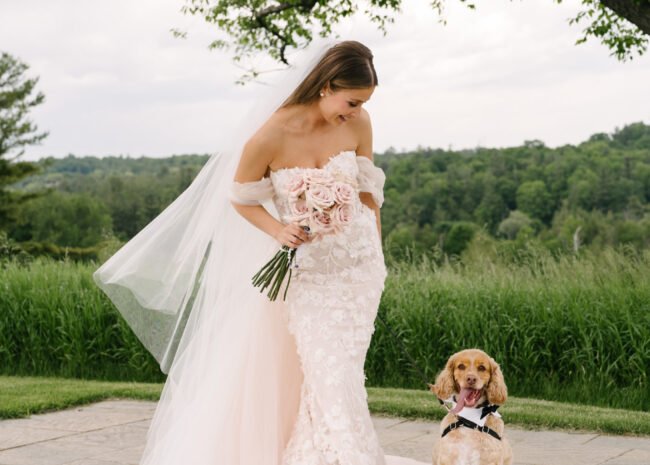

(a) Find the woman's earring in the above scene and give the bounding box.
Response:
[320,92,324,97]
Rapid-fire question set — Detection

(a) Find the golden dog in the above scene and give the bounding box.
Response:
[430,349,513,465]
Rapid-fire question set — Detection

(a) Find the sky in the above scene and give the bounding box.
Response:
[2,0,649,161]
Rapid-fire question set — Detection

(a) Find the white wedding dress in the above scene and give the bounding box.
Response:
[138,150,428,465]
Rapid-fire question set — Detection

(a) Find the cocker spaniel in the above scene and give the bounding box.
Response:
[430,348,513,465]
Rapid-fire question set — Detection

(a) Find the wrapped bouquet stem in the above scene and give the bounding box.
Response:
[251,170,357,301]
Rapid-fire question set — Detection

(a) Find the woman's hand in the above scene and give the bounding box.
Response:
[274,222,312,248]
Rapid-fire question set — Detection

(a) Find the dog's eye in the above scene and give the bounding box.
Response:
[457,364,465,370]
[478,365,486,372]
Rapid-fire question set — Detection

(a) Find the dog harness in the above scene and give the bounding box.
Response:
[438,396,503,441]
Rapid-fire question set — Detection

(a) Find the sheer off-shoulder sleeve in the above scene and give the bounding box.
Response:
[229,177,275,206]
[356,156,386,208]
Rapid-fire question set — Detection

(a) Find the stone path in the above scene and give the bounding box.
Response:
[0,399,648,465]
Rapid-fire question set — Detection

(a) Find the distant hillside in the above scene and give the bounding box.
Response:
[11,153,210,193]
[6,121,650,258]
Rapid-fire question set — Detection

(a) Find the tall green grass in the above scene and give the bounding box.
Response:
[0,258,164,382]
[369,242,650,411]
[1,242,649,410]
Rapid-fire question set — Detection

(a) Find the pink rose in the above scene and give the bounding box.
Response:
[306,184,336,212]
[331,203,355,226]
[288,197,310,222]
[310,209,334,233]
[287,174,306,199]
[332,182,355,205]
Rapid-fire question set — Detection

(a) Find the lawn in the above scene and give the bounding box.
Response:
[2,375,648,437]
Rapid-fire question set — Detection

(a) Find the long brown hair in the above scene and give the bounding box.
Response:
[280,40,378,109]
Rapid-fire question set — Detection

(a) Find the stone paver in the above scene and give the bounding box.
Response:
[0,400,648,465]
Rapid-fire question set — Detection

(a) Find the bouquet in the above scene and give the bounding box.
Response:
[252,170,357,301]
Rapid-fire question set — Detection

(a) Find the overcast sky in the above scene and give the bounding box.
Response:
[2,0,649,161]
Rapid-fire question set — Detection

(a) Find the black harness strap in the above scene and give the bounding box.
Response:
[479,403,500,419]
[441,415,502,441]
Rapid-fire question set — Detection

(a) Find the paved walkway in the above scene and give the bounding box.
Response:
[0,399,648,465]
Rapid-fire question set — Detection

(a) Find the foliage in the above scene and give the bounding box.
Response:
[369,242,650,411]
[516,180,554,223]
[10,191,112,247]
[0,230,31,265]
[0,51,49,232]
[5,122,650,262]
[2,245,649,411]
[378,121,650,258]
[175,0,425,83]
[9,154,207,246]
[174,0,649,82]
[497,210,534,240]
[0,257,164,382]
[561,0,649,61]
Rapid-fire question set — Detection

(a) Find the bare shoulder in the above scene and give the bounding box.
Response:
[352,107,373,161]
[234,114,284,182]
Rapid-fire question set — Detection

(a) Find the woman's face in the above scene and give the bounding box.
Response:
[319,85,375,125]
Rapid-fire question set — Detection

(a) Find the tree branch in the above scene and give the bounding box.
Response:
[252,13,290,65]
[252,1,320,65]
[256,0,319,18]
[600,0,650,35]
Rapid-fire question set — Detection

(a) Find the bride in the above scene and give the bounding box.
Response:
[93,39,429,465]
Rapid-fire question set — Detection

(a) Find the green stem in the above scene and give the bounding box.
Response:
[282,267,293,301]
[252,250,287,286]
[270,259,290,301]
[252,250,284,282]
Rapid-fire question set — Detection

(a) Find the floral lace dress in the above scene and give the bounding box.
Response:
[230,150,422,465]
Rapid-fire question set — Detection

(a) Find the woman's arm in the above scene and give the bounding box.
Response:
[355,108,382,241]
[231,202,285,241]
[230,135,284,239]
[230,134,309,248]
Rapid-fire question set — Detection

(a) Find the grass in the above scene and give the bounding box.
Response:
[1,375,649,437]
[368,243,650,411]
[1,243,649,410]
[0,375,161,419]
[367,387,650,437]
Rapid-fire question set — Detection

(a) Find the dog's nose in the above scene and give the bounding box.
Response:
[466,375,477,386]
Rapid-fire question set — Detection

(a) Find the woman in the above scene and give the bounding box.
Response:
[94,39,428,465]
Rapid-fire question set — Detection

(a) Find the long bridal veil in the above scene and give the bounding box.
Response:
[93,38,336,464]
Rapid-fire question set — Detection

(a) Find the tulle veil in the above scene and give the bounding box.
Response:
[92,38,338,464]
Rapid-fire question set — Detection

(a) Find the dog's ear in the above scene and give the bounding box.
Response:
[431,356,456,400]
[486,356,507,405]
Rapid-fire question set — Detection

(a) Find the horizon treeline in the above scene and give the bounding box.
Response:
[5,121,650,261]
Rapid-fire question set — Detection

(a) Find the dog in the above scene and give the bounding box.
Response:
[429,348,513,465]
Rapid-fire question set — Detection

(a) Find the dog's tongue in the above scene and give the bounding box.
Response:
[451,388,474,414]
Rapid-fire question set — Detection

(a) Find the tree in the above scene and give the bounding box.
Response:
[497,210,534,240]
[516,180,555,223]
[10,191,113,248]
[0,51,49,231]
[474,174,509,233]
[174,0,650,82]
